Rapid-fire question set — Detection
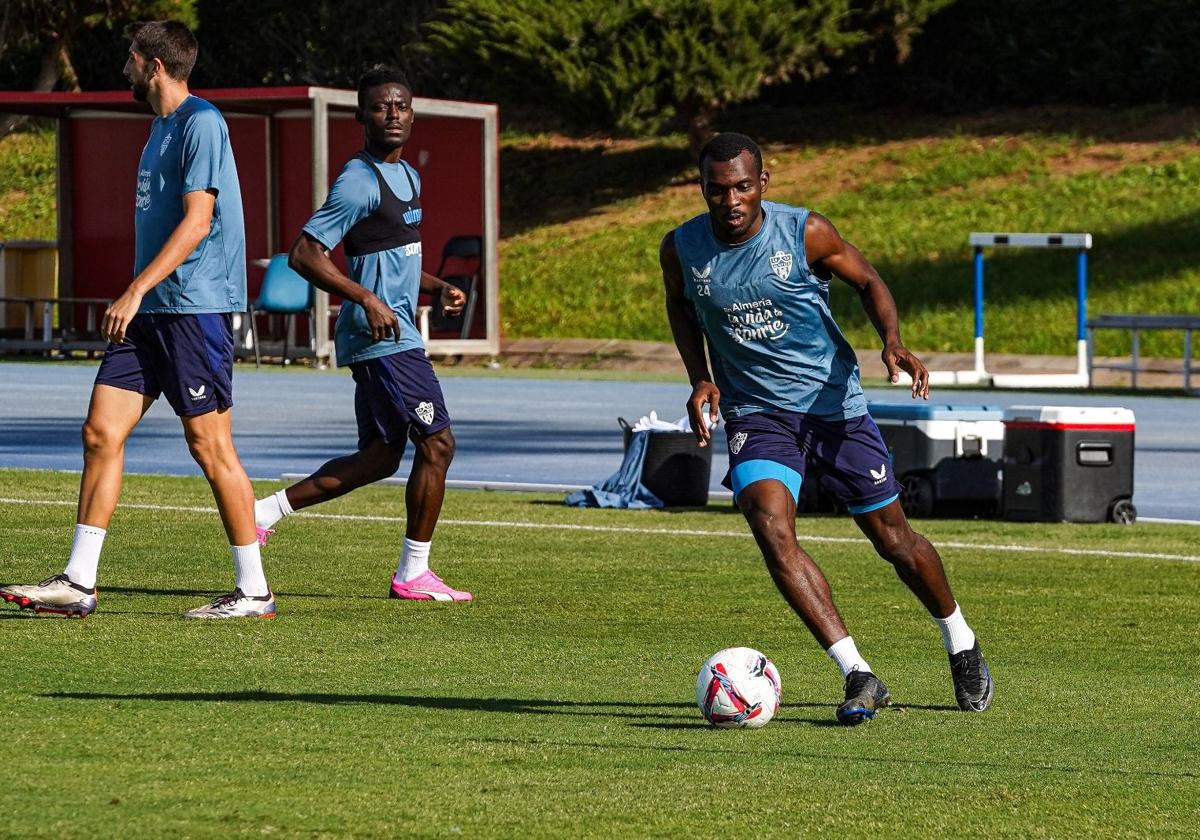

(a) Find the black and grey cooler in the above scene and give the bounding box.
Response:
[868,403,1005,517]
[1001,406,1136,523]
[620,419,713,507]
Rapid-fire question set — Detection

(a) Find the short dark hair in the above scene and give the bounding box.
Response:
[698,132,763,176]
[357,65,412,108]
[124,20,198,81]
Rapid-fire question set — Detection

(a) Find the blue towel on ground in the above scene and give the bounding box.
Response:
[565,430,664,509]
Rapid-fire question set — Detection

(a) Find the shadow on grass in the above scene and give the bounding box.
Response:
[632,701,960,731]
[44,690,968,731]
[631,701,838,731]
[98,586,353,600]
[44,691,702,720]
[500,142,691,236]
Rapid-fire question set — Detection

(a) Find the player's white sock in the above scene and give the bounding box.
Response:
[231,542,270,597]
[395,538,431,583]
[827,636,872,678]
[255,489,293,530]
[934,603,976,655]
[63,524,105,590]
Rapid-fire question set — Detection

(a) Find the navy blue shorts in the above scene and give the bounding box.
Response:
[94,313,234,417]
[350,349,451,451]
[722,410,902,514]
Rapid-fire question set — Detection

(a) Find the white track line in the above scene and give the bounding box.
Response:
[1139,517,1200,526]
[2,496,1197,563]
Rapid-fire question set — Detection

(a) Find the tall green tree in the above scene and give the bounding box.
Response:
[0,0,196,91]
[191,0,445,90]
[425,0,951,153]
[0,1,195,134]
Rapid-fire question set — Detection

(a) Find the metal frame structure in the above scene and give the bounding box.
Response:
[0,88,501,363]
[925,232,1092,389]
[1086,313,1200,394]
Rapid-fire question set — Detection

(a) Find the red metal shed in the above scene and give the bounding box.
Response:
[0,86,500,359]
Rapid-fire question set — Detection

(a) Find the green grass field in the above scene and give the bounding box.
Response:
[2,468,1197,837]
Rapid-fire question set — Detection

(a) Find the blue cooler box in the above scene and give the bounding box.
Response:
[867,403,1005,517]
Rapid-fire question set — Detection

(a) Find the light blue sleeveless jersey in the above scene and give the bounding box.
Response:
[135,95,246,314]
[674,201,867,420]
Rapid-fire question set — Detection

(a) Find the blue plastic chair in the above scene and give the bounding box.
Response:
[249,254,314,367]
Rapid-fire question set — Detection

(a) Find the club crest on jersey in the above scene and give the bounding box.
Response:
[729,432,748,455]
[160,131,173,156]
[415,401,435,425]
[769,250,793,281]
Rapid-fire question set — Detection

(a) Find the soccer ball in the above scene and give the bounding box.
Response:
[695,647,782,728]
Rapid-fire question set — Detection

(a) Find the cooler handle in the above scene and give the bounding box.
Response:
[1077,442,1113,466]
[955,423,988,458]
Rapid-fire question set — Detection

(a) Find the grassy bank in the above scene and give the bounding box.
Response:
[499,106,1200,358]
[0,122,56,241]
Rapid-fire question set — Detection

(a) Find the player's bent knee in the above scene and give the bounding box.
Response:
[185,435,238,474]
[740,495,798,555]
[80,420,119,455]
[418,428,455,467]
[361,438,404,475]
[872,525,918,566]
[377,448,404,476]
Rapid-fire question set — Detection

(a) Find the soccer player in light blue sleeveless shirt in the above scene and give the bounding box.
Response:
[0,21,274,621]
[673,199,867,420]
[661,133,993,724]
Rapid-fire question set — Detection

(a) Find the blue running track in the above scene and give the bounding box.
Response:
[1,362,1196,522]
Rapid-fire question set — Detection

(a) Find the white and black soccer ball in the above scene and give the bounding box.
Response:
[695,647,782,728]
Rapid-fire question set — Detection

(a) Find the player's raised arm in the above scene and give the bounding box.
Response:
[661,231,719,445]
[804,212,930,399]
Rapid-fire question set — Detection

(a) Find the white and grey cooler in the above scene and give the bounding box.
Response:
[868,403,1005,517]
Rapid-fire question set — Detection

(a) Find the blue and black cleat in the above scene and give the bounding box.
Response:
[837,669,891,725]
[950,641,994,712]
